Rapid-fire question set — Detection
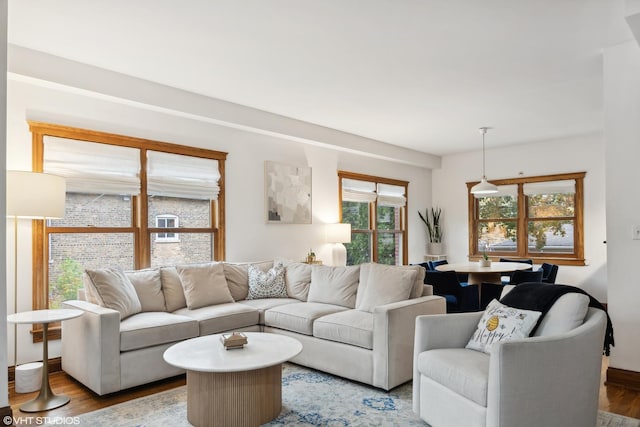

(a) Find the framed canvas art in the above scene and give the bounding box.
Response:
[265,161,312,224]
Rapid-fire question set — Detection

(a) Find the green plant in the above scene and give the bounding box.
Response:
[418,207,443,243]
[482,251,489,260]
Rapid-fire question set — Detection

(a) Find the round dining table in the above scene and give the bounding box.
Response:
[435,261,532,285]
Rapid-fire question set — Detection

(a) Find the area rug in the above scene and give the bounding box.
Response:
[44,364,640,427]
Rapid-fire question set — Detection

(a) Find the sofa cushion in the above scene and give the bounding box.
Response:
[176,262,234,309]
[85,267,142,320]
[313,310,373,349]
[173,302,259,336]
[307,265,360,308]
[237,298,301,324]
[466,299,541,354]
[417,348,490,407]
[160,267,187,312]
[264,302,348,335]
[120,312,198,351]
[533,293,590,337]
[247,263,288,299]
[126,268,166,312]
[223,261,273,301]
[355,263,416,312]
[284,262,312,301]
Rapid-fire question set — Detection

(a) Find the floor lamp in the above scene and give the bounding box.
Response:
[6,171,66,375]
[327,223,352,267]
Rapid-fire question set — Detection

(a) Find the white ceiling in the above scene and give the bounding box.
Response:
[7,0,634,156]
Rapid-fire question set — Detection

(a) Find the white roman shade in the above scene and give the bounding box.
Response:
[523,180,575,196]
[147,151,221,200]
[43,136,140,195]
[342,178,377,203]
[377,183,406,207]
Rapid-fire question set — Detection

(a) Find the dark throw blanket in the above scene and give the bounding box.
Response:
[500,282,614,356]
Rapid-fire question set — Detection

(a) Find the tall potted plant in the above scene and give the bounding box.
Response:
[419,207,444,254]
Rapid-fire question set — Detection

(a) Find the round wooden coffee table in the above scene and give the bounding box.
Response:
[163,332,302,427]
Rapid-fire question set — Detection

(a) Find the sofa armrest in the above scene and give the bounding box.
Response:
[421,284,433,296]
[371,295,446,390]
[62,300,122,395]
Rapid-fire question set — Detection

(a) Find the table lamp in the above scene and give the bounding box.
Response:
[7,171,66,375]
[327,223,352,267]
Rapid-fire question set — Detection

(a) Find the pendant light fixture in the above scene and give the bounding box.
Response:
[470,127,499,195]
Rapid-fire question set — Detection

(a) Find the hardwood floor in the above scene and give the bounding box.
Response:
[7,358,640,424]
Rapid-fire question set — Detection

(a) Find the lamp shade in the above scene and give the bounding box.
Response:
[470,177,499,195]
[326,223,352,243]
[7,171,66,218]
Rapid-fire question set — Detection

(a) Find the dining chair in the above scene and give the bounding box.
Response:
[424,270,479,312]
[499,258,533,283]
[427,259,448,270]
[538,262,559,284]
[509,269,544,285]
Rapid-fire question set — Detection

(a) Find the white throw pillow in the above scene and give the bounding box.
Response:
[355,263,417,312]
[533,293,590,337]
[85,267,142,320]
[307,265,360,308]
[126,268,166,312]
[247,263,288,299]
[160,267,187,312]
[223,261,273,301]
[466,299,542,354]
[176,262,234,309]
[284,262,312,301]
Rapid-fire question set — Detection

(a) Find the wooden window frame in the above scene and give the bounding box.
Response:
[29,121,227,341]
[338,171,408,265]
[467,172,585,266]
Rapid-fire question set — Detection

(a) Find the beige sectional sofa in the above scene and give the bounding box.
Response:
[61,261,445,395]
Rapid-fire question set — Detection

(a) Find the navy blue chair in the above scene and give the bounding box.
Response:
[538,262,559,284]
[499,258,533,283]
[428,259,448,270]
[425,270,479,312]
[509,269,543,285]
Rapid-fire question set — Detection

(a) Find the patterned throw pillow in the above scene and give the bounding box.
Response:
[466,299,542,354]
[247,263,288,299]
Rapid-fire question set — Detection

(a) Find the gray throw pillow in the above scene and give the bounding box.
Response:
[85,267,142,320]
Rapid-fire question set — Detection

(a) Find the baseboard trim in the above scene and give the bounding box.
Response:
[607,366,640,391]
[7,357,62,382]
[0,405,13,426]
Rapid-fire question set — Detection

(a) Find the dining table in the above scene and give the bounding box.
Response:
[435,261,533,309]
[435,261,532,285]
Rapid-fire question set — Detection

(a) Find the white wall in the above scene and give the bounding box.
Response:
[604,37,640,373]
[0,0,9,410]
[5,76,433,364]
[433,133,608,301]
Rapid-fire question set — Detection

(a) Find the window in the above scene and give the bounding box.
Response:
[338,171,408,265]
[468,172,585,265]
[30,122,227,322]
[155,215,179,242]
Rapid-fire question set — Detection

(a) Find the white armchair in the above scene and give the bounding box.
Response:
[413,306,607,427]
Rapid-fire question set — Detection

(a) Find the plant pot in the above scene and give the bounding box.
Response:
[479,259,492,267]
[428,242,444,255]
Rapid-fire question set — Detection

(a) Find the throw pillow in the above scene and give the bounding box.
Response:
[246,263,288,299]
[126,268,167,312]
[160,267,187,312]
[223,260,273,301]
[466,299,542,354]
[284,262,312,301]
[533,293,589,337]
[176,262,234,310]
[355,263,417,312]
[85,267,142,320]
[307,265,360,308]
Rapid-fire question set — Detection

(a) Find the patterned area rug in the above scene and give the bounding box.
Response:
[44,364,640,427]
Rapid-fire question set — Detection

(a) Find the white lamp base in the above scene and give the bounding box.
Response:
[331,243,347,267]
